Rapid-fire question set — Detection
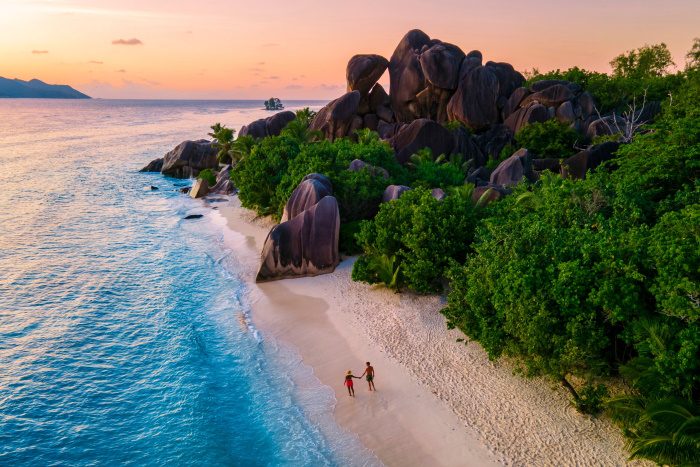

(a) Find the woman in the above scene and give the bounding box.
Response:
[344,370,359,397]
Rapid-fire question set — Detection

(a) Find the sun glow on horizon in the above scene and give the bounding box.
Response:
[1,0,699,99]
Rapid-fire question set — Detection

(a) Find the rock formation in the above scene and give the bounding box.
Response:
[281,174,334,222]
[189,178,209,198]
[239,111,296,139]
[382,185,411,202]
[256,195,340,282]
[160,140,218,178]
[209,165,235,195]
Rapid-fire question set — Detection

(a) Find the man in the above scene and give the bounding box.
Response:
[360,361,375,391]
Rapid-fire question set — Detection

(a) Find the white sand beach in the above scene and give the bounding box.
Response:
[213,196,639,466]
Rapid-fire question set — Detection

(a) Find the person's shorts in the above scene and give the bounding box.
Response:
[366,375,373,382]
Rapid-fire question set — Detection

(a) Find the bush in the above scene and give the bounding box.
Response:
[197,168,216,186]
[231,135,301,216]
[514,120,579,158]
[573,383,609,415]
[354,188,480,293]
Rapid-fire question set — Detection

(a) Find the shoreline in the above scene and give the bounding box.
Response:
[213,196,636,466]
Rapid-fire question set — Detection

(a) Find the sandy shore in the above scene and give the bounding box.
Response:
[212,197,637,466]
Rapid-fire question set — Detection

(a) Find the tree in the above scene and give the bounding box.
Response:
[611,43,675,79]
[686,38,700,70]
[208,123,236,164]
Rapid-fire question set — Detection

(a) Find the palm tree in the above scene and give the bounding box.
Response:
[281,108,322,143]
[208,123,236,163]
[608,396,700,465]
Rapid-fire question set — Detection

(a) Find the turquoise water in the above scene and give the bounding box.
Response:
[0,100,378,466]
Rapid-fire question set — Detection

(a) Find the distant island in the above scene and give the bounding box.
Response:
[0,77,90,99]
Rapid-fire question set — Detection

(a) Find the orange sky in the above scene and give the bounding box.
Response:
[1,0,698,99]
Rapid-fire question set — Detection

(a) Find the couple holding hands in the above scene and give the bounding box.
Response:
[344,362,375,397]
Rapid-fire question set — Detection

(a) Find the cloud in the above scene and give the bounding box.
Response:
[88,60,103,64]
[116,69,126,73]
[285,84,303,90]
[257,61,266,65]
[112,38,142,46]
[31,50,49,54]
[268,75,279,80]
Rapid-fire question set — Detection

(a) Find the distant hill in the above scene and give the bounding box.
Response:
[0,77,90,99]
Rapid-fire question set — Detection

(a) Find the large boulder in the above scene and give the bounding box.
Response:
[348,159,389,178]
[189,178,210,199]
[369,84,393,122]
[390,118,454,164]
[586,115,623,140]
[502,87,530,120]
[210,165,235,195]
[389,29,432,122]
[346,54,389,97]
[382,185,411,202]
[419,42,465,90]
[504,103,549,134]
[161,140,218,178]
[520,84,575,109]
[555,101,576,124]
[485,61,526,103]
[561,142,620,180]
[256,196,340,282]
[239,111,296,139]
[140,157,163,172]
[281,174,334,222]
[446,65,500,131]
[490,148,537,187]
[309,91,361,140]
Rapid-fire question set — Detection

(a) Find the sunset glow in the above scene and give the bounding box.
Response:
[1,0,699,99]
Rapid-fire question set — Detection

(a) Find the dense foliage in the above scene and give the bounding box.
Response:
[352,187,480,293]
[443,71,699,464]
[197,168,216,186]
[511,120,579,158]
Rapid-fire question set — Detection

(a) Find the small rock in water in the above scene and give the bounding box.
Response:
[206,197,227,203]
[179,187,191,194]
[184,214,203,220]
[144,185,159,191]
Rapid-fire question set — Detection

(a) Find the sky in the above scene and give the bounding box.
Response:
[1,0,698,99]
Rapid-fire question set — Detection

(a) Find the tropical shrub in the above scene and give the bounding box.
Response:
[197,168,216,186]
[513,120,579,158]
[354,187,480,293]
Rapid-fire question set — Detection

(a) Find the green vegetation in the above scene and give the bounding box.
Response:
[353,187,480,293]
[208,123,236,163]
[197,168,216,186]
[512,120,579,158]
[223,42,699,465]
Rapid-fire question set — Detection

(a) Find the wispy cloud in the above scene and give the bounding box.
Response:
[268,75,280,80]
[88,60,103,64]
[285,84,303,90]
[31,50,49,54]
[112,38,142,46]
[116,69,126,73]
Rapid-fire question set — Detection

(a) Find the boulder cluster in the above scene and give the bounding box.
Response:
[143,29,659,282]
[256,174,340,282]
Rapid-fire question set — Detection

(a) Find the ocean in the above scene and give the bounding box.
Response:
[0,99,379,466]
